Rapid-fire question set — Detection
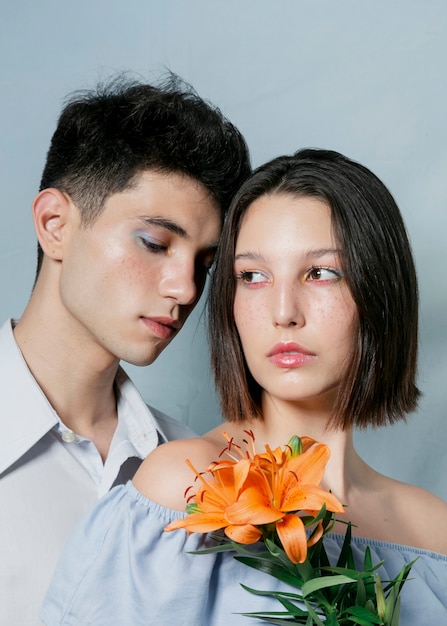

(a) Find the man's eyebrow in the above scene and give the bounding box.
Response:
[139,216,188,238]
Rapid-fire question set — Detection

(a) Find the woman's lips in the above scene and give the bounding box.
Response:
[141,317,180,340]
[267,342,316,368]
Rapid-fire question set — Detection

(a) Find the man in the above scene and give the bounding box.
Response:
[0,75,250,624]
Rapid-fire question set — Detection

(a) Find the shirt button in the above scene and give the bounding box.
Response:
[61,431,77,443]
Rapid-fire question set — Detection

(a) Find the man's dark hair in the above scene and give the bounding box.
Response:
[208,148,419,430]
[37,73,251,272]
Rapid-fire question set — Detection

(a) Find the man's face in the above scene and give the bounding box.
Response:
[58,170,221,367]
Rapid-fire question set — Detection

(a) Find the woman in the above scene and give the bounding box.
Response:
[42,150,447,625]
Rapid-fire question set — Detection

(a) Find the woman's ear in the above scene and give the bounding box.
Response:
[32,189,75,260]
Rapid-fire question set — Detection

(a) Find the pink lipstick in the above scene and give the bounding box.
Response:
[267,342,316,368]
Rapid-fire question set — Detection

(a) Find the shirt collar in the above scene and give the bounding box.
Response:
[0,319,59,474]
[0,320,164,474]
[112,367,160,457]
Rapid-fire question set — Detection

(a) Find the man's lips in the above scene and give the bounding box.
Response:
[141,317,181,340]
[267,342,316,368]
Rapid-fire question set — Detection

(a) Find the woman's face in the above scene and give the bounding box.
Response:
[233,192,357,411]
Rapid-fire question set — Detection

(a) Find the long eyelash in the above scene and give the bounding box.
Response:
[309,266,344,279]
[138,237,166,253]
[235,271,253,282]
[330,267,345,278]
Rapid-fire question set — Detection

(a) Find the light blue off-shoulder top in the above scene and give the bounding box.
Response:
[41,481,447,625]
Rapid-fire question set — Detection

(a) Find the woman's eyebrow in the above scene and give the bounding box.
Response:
[234,251,266,262]
[234,248,342,262]
[305,248,343,258]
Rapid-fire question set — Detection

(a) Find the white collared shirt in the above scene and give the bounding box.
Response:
[0,319,195,626]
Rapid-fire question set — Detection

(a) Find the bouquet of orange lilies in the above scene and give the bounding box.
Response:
[165,433,414,625]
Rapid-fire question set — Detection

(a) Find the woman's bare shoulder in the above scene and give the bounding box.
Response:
[132,436,222,511]
[383,476,447,554]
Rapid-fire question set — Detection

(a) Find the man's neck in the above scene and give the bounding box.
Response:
[14,300,120,460]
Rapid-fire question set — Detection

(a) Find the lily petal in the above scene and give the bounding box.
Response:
[225,497,282,525]
[280,484,344,514]
[284,443,330,487]
[276,514,308,564]
[307,520,324,547]
[164,512,228,534]
[225,523,262,544]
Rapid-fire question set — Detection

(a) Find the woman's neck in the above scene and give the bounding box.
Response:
[222,395,376,506]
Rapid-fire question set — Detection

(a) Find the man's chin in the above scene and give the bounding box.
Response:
[123,350,165,368]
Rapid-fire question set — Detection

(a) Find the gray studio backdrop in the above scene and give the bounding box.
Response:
[1,1,446,499]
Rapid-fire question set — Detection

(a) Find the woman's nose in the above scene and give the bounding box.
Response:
[272,281,305,328]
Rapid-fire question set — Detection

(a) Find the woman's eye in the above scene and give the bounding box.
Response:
[236,270,269,285]
[307,267,343,282]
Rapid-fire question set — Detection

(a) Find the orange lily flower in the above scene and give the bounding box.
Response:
[165,434,344,564]
[165,456,263,542]
[225,440,344,563]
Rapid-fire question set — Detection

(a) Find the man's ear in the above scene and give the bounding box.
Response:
[32,189,76,260]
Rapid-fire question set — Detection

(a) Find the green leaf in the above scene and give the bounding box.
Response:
[305,503,328,527]
[276,595,311,615]
[342,616,378,626]
[265,538,300,572]
[310,538,330,569]
[187,542,239,555]
[344,605,382,624]
[363,546,373,571]
[336,522,355,570]
[324,611,340,626]
[382,574,406,626]
[375,574,386,619]
[322,562,384,580]
[303,600,328,625]
[365,599,376,613]
[240,584,305,603]
[355,576,367,606]
[389,596,401,626]
[302,574,358,596]
[240,616,309,625]
[236,556,305,588]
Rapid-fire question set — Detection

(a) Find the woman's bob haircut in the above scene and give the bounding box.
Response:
[208,148,420,430]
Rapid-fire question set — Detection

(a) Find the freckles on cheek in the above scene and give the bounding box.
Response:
[111,250,146,281]
[234,301,267,333]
